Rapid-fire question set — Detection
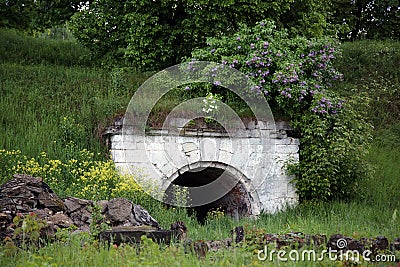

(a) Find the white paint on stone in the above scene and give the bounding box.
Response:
[108,120,299,215]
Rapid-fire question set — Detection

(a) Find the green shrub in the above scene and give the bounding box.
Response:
[186,20,373,201]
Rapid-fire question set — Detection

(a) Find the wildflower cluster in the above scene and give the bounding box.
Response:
[0,149,150,202]
[202,92,222,114]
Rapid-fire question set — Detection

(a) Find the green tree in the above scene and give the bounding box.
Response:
[330,0,400,40]
[33,0,84,31]
[0,0,82,32]
[69,0,338,71]
[0,0,36,30]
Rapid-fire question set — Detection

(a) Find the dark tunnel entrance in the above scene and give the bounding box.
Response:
[164,166,253,223]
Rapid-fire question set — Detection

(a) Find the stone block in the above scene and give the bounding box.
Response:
[257,120,275,130]
[123,149,150,163]
[148,151,169,168]
[185,149,201,164]
[111,150,125,163]
[159,163,178,180]
[275,144,299,154]
[182,142,198,153]
[200,138,219,162]
[219,139,233,153]
[218,150,233,164]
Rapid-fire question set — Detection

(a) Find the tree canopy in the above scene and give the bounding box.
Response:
[68,0,335,70]
[2,0,399,69]
[0,0,83,32]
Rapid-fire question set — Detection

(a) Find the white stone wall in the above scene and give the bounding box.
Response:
[109,121,299,215]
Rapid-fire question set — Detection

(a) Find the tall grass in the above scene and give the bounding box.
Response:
[0,28,92,66]
[0,63,150,161]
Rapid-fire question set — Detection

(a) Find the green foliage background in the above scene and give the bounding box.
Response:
[68,0,336,71]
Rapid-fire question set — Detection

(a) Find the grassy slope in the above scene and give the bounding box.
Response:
[1,30,400,266]
[0,29,150,160]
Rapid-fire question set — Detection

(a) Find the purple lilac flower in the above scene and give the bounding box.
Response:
[211,48,215,53]
[214,81,221,86]
[250,43,255,49]
[237,46,242,49]
[184,86,190,91]
[236,36,241,41]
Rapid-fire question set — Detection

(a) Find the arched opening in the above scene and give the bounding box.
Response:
[164,166,253,223]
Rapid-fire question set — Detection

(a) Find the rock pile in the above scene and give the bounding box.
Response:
[0,174,160,240]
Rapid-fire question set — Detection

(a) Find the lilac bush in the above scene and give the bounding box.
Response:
[190,20,344,117]
[185,21,372,202]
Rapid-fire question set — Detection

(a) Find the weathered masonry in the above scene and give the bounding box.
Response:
[104,119,299,219]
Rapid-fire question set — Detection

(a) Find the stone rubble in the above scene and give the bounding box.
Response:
[0,174,160,240]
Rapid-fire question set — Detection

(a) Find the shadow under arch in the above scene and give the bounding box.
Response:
[163,161,260,223]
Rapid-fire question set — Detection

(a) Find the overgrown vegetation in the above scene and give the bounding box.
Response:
[1,19,400,266]
[185,21,373,201]
[333,40,400,128]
